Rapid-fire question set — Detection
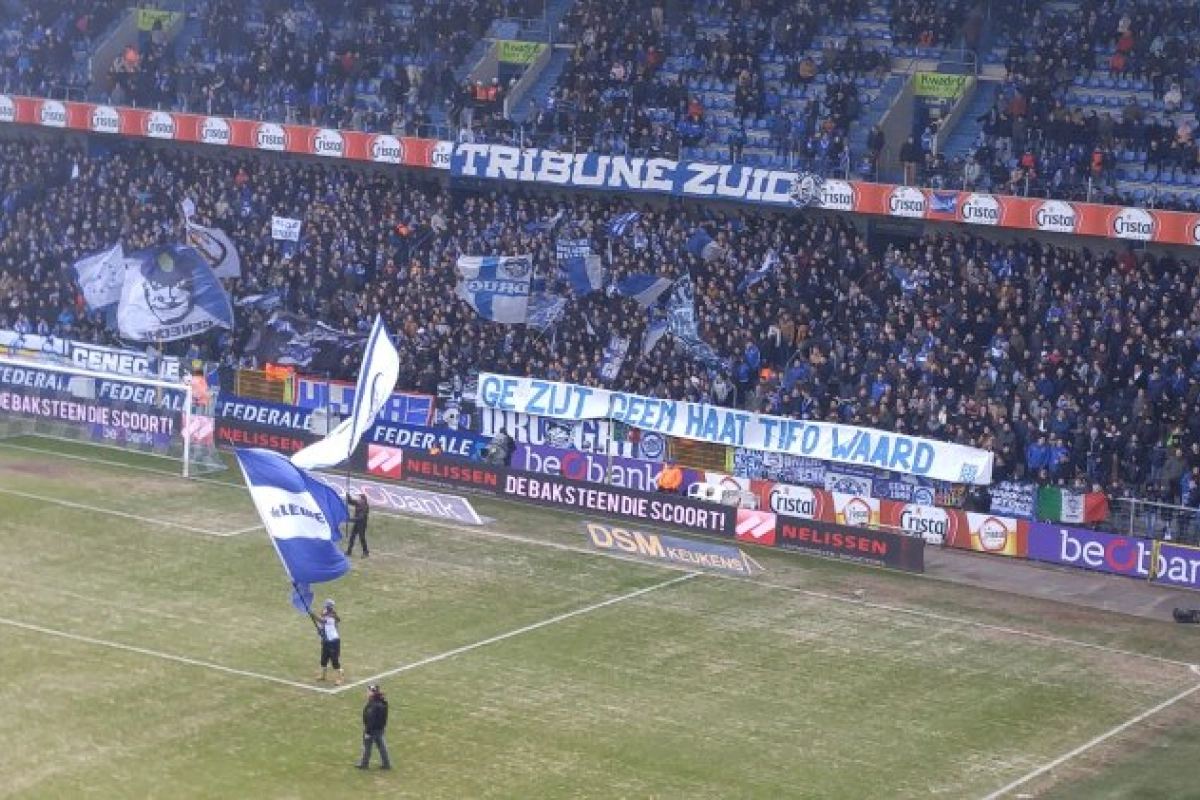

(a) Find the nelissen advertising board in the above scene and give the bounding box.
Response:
[776,516,925,573]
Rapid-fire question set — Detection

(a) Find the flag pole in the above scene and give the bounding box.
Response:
[233,449,325,639]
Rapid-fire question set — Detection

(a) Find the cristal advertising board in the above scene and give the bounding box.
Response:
[0,95,446,169]
[775,516,925,573]
[8,93,1200,246]
[722,474,1029,556]
[449,143,1200,247]
[1027,523,1200,591]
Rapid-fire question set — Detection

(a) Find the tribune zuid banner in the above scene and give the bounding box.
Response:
[477,373,994,485]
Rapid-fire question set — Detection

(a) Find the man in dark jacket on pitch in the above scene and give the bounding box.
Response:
[357,684,392,770]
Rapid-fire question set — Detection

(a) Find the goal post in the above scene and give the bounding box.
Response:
[0,354,224,477]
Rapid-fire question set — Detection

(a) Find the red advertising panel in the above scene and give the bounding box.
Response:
[0,95,444,169]
[3,93,1200,245]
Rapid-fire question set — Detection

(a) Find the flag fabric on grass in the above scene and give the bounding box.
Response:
[1037,486,1110,524]
[291,314,399,470]
[235,447,350,612]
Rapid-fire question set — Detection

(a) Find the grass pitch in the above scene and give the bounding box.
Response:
[0,438,1198,799]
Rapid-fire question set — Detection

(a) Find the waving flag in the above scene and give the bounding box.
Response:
[556,238,604,295]
[607,211,641,237]
[738,250,779,293]
[455,255,533,324]
[73,243,126,309]
[116,244,233,341]
[235,447,350,612]
[525,293,568,332]
[291,314,399,470]
[616,273,673,307]
[185,221,242,278]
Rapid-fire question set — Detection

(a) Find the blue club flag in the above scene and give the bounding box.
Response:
[737,250,779,293]
[615,273,673,307]
[556,238,603,295]
[291,314,399,470]
[235,448,350,612]
[116,244,234,342]
[455,255,533,323]
[607,211,641,238]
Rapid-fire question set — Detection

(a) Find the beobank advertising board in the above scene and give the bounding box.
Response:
[0,95,447,169]
[1028,523,1200,591]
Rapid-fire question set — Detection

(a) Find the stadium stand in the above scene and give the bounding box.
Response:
[2,136,1200,516]
[936,0,1200,209]
[0,0,127,98]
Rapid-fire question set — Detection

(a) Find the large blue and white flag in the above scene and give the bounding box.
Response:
[737,250,779,293]
[185,221,242,278]
[666,275,724,370]
[291,314,400,470]
[525,293,568,332]
[116,244,234,342]
[615,273,673,307]
[234,447,350,612]
[596,334,631,382]
[455,255,533,324]
[556,238,603,295]
[642,316,669,356]
[607,211,641,238]
[73,243,126,309]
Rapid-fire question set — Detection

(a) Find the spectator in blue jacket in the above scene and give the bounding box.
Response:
[1026,434,1051,474]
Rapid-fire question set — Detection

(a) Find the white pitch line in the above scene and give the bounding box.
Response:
[0,615,331,694]
[2,443,1195,671]
[0,486,234,537]
[369,511,1200,670]
[222,523,264,537]
[333,572,700,693]
[980,671,1200,799]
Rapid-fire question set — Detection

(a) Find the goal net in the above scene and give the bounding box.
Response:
[0,354,225,477]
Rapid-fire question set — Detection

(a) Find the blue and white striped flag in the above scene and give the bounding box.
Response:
[556,238,604,295]
[73,243,126,309]
[607,211,641,238]
[525,293,568,332]
[737,250,779,293]
[455,255,533,324]
[291,314,399,470]
[234,447,350,613]
[615,273,673,307]
[642,316,669,356]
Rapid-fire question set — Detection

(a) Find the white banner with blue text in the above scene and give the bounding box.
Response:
[477,373,994,485]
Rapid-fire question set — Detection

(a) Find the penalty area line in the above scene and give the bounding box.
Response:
[333,572,701,693]
[980,670,1200,799]
[0,615,332,694]
[0,486,237,537]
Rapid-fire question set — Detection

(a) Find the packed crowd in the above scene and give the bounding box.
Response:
[0,0,126,97]
[101,0,523,137]
[3,137,1200,508]
[941,0,1200,205]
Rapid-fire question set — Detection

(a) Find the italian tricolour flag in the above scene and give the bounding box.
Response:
[1037,487,1110,524]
